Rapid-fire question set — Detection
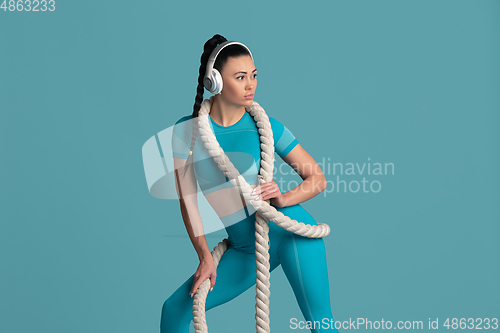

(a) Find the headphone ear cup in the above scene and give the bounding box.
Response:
[212,68,223,95]
[203,75,213,92]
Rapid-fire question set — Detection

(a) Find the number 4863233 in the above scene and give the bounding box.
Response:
[1,0,56,12]
[443,318,498,330]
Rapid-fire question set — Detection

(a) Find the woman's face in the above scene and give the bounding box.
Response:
[219,55,257,107]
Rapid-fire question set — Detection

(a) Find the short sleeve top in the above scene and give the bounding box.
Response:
[171,110,299,195]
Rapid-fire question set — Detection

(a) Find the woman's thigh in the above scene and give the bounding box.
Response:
[270,204,339,333]
[160,246,280,333]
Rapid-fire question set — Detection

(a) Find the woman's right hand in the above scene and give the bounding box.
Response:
[189,255,217,298]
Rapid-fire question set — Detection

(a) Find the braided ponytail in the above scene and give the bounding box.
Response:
[183,34,227,171]
[192,34,228,118]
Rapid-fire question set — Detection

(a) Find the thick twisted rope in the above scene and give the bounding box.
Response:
[191,96,330,333]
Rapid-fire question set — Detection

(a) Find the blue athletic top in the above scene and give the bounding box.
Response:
[171,110,299,196]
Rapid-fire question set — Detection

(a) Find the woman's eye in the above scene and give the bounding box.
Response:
[236,74,256,80]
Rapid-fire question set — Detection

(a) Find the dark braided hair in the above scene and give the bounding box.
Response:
[184,34,252,171]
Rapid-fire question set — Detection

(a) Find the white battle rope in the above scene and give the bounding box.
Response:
[191,96,330,333]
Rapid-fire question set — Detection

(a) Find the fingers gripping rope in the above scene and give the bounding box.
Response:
[192,239,229,332]
[191,96,330,333]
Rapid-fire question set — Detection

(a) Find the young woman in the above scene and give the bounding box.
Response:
[161,34,339,333]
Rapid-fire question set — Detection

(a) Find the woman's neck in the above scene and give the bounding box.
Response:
[209,96,246,127]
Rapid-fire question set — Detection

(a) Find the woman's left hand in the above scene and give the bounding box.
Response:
[251,181,287,208]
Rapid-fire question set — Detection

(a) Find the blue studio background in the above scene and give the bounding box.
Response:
[1,1,499,332]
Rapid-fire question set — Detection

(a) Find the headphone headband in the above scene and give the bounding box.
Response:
[203,40,254,94]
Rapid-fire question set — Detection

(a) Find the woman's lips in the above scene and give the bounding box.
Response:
[245,94,254,99]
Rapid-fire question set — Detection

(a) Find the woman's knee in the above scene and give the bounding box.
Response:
[161,296,193,332]
[162,295,182,318]
[160,280,195,332]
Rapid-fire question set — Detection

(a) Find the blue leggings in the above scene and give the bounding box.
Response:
[160,203,339,333]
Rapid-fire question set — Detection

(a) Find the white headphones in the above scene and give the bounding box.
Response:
[203,41,254,95]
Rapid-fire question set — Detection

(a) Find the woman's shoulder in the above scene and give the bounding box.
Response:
[174,114,194,125]
[173,114,195,132]
[267,115,299,157]
[268,116,281,125]
[172,114,195,142]
[267,116,286,138]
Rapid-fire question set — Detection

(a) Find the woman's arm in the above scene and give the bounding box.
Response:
[252,143,327,207]
[174,157,212,260]
[280,144,327,206]
[173,157,216,296]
